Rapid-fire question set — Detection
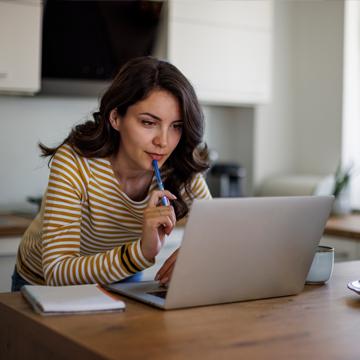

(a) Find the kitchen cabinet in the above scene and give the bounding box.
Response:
[0,237,21,293]
[166,0,272,105]
[0,214,32,292]
[0,0,42,95]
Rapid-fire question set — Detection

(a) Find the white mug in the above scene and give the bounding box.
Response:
[305,245,334,284]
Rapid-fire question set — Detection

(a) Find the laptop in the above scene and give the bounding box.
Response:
[105,196,334,310]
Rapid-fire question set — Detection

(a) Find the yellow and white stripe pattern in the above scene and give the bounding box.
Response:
[17,144,211,285]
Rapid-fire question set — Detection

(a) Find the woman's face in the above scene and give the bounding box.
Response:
[110,89,183,171]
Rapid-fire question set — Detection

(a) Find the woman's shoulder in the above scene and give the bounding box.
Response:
[51,144,91,177]
[54,143,82,160]
[49,144,91,198]
[186,172,212,200]
[189,172,207,186]
[52,143,90,168]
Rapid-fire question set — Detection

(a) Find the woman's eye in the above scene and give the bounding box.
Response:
[141,120,156,126]
[173,123,183,130]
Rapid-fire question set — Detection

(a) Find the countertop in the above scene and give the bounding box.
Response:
[324,213,360,240]
[1,211,360,240]
[0,213,33,238]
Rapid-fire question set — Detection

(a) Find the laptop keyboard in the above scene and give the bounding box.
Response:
[147,290,168,299]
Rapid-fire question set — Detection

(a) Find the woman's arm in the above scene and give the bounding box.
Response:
[42,146,165,286]
[155,173,212,284]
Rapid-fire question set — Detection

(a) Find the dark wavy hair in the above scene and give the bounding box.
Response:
[40,56,209,220]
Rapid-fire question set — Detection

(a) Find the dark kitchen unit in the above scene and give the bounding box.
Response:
[206,163,246,198]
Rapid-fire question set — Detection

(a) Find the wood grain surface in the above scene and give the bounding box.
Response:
[325,213,360,240]
[1,261,360,359]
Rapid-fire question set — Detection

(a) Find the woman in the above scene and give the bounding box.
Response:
[12,56,211,291]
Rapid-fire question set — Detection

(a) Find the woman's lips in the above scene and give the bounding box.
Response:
[146,152,166,161]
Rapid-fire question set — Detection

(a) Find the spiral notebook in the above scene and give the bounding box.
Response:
[21,284,126,316]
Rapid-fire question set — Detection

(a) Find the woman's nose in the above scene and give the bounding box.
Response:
[153,129,168,148]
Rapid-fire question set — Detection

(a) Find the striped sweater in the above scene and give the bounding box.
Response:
[16,144,211,285]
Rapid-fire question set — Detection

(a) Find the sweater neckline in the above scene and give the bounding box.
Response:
[98,157,157,205]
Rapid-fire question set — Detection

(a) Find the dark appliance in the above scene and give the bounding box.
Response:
[41,0,164,81]
[206,163,246,198]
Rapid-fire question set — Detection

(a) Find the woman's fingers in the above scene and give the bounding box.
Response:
[148,214,173,233]
[140,191,177,261]
[155,257,175,281]
[144,206,176,232]
[140,214,172,261]
[145,208,174,226]
[155,249,179,282]
[145,205,173,219]
[148,190,177,208]
[159,267,174,285]
[157,262,175,285]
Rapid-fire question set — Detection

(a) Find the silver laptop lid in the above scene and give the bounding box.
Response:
[164,196,333,309]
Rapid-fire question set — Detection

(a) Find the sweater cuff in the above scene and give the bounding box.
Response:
[127,239,155,270]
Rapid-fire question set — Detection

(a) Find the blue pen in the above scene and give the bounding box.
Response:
[152,160,169,206]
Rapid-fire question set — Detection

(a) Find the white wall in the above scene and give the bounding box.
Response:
[254,0,344,192]
[254,1,295,191]
[0,96,98,211]
[0,1,346,209]
[343,0,360,208]
[0,95,250,209]
[291,1,344,174]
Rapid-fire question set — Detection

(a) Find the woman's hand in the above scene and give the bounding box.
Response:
[140,190,177,262]
[155,248,179,285]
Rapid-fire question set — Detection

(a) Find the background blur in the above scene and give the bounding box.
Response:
[0,0,359,212]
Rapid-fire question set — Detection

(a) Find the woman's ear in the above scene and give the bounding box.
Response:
[109,109,121,131]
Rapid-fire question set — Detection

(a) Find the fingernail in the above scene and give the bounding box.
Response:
[161,277,168,284]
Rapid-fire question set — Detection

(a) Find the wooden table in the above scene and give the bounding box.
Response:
[325,213,360,240]
[1,262,360,359]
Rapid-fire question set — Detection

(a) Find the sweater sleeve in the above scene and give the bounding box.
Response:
[175,173,212,226]
[188,173,212,200]
[180,173,212,204]
[42,145,153,286]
